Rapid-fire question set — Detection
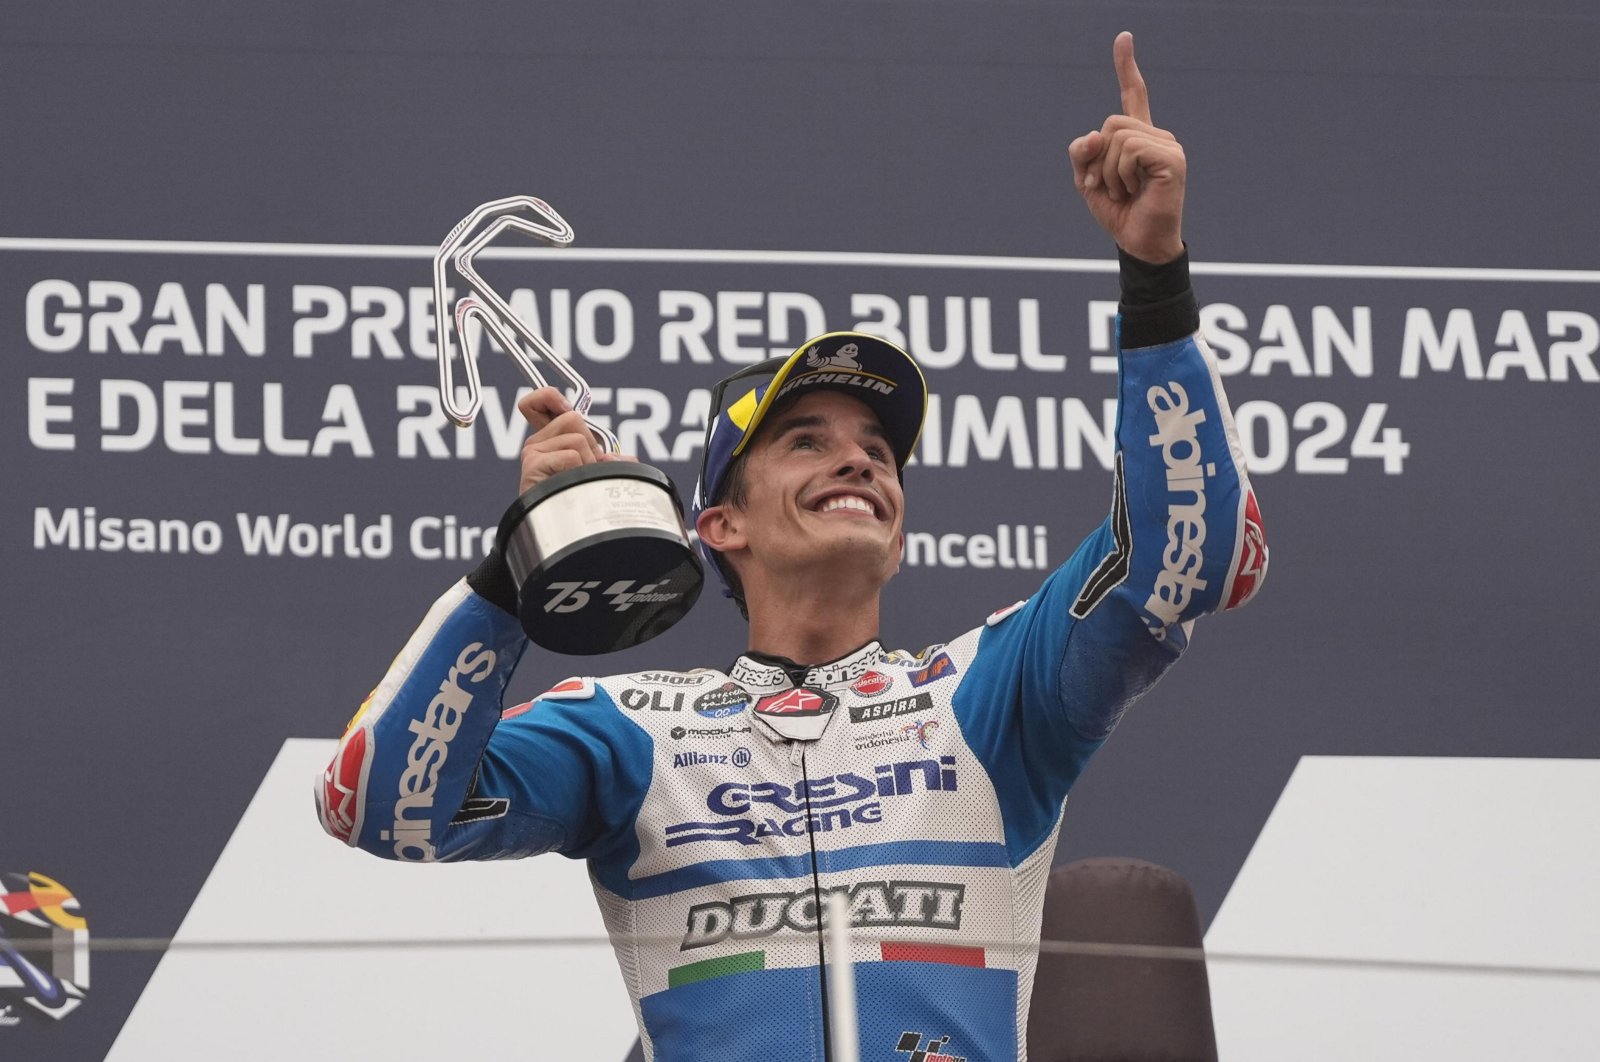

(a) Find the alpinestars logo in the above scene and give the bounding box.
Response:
[384,642,497,861]
[1142,380,1211,636]
[895,1032,967,1062]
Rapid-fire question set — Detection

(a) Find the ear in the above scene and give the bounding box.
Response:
[696,504,748,554]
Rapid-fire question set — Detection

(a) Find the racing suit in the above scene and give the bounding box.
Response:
[315,253,1267,1062]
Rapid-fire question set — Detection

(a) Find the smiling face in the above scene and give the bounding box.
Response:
[698,389,905,603]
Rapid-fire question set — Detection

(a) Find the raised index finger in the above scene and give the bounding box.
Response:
[1113,31,1152,124]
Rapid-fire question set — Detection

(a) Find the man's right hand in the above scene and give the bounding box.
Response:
[515,387,635,494]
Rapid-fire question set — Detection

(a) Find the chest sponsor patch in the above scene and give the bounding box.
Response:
[680,879,965,950]
[664,756,957,847]
[850,692,934,723]
[755,689,837,717]
[907,652,957,688]
[694,681,750,719]
[619,688,686,712]
[752,687,840,741]
[852,670,893,696]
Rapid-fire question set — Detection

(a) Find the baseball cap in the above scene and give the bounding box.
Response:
[690,331,928,599]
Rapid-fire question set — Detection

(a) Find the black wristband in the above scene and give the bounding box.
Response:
[1117,246,1200,349]
[466,546,519,617]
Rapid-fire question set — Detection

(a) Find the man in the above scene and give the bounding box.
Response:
[315,32,1266,1061]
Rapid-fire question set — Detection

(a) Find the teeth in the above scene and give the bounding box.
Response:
[820,495,874,515]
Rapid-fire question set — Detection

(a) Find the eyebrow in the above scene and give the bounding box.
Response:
[767,411,891,446]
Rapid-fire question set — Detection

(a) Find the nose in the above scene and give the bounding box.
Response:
[833,440,876,481]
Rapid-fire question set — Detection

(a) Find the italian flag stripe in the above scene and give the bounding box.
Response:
[668,950,766,987]
[880,941,986,967]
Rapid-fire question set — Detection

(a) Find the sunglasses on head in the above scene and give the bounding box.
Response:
[696,354,792,507]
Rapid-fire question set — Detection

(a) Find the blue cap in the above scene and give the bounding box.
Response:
[690,331,928,599]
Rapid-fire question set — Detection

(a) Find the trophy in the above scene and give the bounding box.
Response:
[433,196,702,654]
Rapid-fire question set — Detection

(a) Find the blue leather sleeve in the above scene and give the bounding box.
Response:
[955,324,1263,865]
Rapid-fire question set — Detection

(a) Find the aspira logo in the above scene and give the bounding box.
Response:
[664,757,957,847]
[1142,380,1213,634]
[382,642,497,861]
[681,879,965,950]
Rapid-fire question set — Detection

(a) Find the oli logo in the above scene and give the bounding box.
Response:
[0,872,89,1023]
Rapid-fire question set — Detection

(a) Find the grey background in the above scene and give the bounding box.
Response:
[4,1,1597,1057]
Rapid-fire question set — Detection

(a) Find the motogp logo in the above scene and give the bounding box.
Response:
[895,1032,967,1062]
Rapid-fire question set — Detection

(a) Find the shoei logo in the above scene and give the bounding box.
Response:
[804,341,862,371]
[895,1032,967,1062]
[0,872,89,1023]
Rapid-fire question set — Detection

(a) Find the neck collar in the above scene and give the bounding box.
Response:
[731,640,883,693]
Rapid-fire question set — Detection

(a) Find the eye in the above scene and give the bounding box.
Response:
[790,433,817,451]
[867,444,892,464]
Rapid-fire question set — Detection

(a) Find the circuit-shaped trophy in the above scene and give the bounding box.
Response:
[434,196,702,654]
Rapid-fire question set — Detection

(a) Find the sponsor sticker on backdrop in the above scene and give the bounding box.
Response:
[0,872,89,1024]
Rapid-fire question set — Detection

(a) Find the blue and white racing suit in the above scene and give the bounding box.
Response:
[315,254,1267,1062]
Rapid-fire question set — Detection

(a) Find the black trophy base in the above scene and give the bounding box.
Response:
[497,463,704,655]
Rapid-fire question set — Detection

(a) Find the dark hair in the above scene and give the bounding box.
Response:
[709,451,751,619]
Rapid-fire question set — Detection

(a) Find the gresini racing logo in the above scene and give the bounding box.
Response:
[680,880,965,950]
[664,757,957,846]
[383,642,497,861]
[1142,380,1211,636]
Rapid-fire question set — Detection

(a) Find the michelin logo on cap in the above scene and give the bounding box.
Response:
[777,340,899,402]
[804,342,863,371]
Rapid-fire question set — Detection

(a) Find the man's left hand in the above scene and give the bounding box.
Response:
[1068,31,1187,264]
